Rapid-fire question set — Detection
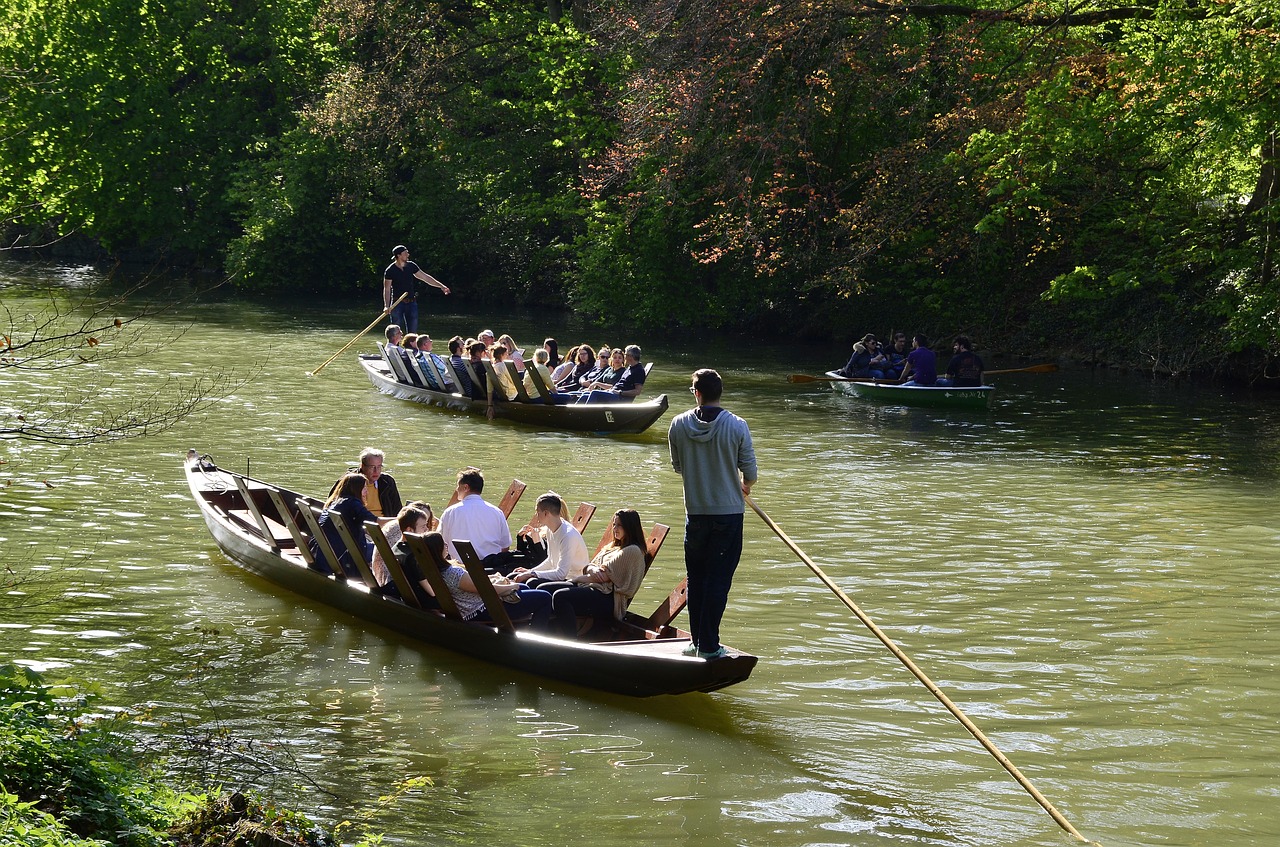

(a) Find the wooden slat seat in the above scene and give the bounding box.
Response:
[378,341,412,384]
[570,502,595,535]
[227,509,296,549]
[644,577,688,633]
[524,362,554,403]
[496,479,526,518]
[402,532,464,620]
[265,488,314,565]
[365,521,423,609]
[454,540,516,633]
[502,360,534,402]
[325,509,382,591]
[296,503,349,583]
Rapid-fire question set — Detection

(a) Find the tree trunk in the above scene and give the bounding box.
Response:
[548,0,562,24]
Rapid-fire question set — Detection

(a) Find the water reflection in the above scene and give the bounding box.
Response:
[3,261,1279,845]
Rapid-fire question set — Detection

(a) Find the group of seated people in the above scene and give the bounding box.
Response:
[383,326,648,405]
[307,452,648,637]
[836,332,985,387]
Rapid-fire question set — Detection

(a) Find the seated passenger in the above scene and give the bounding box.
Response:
[836,333,885,379]
[575,345,647,404]
[466,341,490,400]
[577,346,612,389]
[939,335,985,387]
[508,493,590,588]
[522,348,576,403]
[882,332,910,380]
[489,344,520,400]
[581,348,626,391]
[376,504,440,607]
[899,334,938,386]
[308,472,377,579]
[413,334,455,391]
[447,335,474,397]
[327,447,402,518]
[549,344,579,386]
[556,344,595,390]
[540,509,648,637]
[498,334,525,372]
[417,531,555,631]
[371,500,436,593]
[543,338,561,368]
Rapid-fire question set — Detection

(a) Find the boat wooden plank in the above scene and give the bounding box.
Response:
[645,577,689,633]
[232,476,284,551]
[295,503,348,582]
[524,362,554,403]
[365,521,423,609]
[265,487,315,565]
[496,479,526,519]
[326,508,382,591]
[570,502,595,535]
[402,532,464,620]
[454,539,516,633]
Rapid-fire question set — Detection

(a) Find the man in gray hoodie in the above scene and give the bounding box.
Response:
[667,368,758,659]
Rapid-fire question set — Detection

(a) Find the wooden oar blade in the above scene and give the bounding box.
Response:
[787,374,821,383]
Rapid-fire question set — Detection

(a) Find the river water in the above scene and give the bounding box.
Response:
[2,261,1277,846]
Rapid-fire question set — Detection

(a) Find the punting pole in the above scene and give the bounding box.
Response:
[745,495,1099,845]
[308,292,408,376]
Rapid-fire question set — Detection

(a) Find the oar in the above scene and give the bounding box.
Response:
[745,495,1098,845]
[307,293,409,376]
[986,363,1058,375]
[788,363,1057,383]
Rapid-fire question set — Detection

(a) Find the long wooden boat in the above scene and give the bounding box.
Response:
[826,371,994,409]
[359,354,669,435]
[184,451,757,697]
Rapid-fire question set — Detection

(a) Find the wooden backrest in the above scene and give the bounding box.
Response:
[296,503,348,582]
[402,532,464,620]
[645,577,688,633]
[265,487,314,565]
[403,351,432,388]
[524,362,553,402]
[324,508,381,591]
[364,521,422,609]
[496,479,526,518]
[644,523,670,571]
[436,355,464,392]
[420,354,448,391]
[570,502,596,535]
[232,476,279,552]
[453,540,515,633]
[462,359,484,393]
[377,341,403,382]
[503,361,533,402]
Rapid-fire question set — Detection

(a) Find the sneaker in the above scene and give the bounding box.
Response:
[697,647,728,660]
[681,643,699,656]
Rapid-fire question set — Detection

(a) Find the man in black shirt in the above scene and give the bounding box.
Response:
[942,336,985,387]
[382,245,451,333]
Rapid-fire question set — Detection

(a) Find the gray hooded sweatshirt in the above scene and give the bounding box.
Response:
[667,406,758,515]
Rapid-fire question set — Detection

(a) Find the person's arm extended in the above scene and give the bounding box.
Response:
[414,268,450,295]
[382,277,394,309]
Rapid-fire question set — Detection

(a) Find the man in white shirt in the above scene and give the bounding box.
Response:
[509,493,590,587]
[438,468,511,564]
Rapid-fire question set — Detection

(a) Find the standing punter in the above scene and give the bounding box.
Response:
[667,368,758,659]
[383,245,450,334]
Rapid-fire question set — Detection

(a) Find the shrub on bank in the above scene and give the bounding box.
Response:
[0,665,335,847]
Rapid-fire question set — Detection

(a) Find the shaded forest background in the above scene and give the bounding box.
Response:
[1,0,1277,377]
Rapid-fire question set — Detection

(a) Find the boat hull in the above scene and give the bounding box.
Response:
[184,454,756,697]
[360,356,669,434]
[826,372,994,409]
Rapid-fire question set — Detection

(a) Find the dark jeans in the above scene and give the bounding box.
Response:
[684,513,744,653]
[544,583,615,637]
[476,587,554,631]
[389,301,418,333]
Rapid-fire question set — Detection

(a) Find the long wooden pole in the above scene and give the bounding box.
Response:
[307,293,408,376]
[745,495,1098,845]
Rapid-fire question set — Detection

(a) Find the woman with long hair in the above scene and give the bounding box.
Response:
[309,472,377,578]
[543,509,647,637]
[418,532,554,631]
[556,344,595,391]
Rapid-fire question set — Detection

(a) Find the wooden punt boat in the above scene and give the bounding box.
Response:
[183,451,757,697]
[826,371,995,409]
[359,352,669,435]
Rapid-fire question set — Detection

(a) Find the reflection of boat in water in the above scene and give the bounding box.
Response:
[359,352,669,435]
[825,371,995,409]
[184,451,757,697]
